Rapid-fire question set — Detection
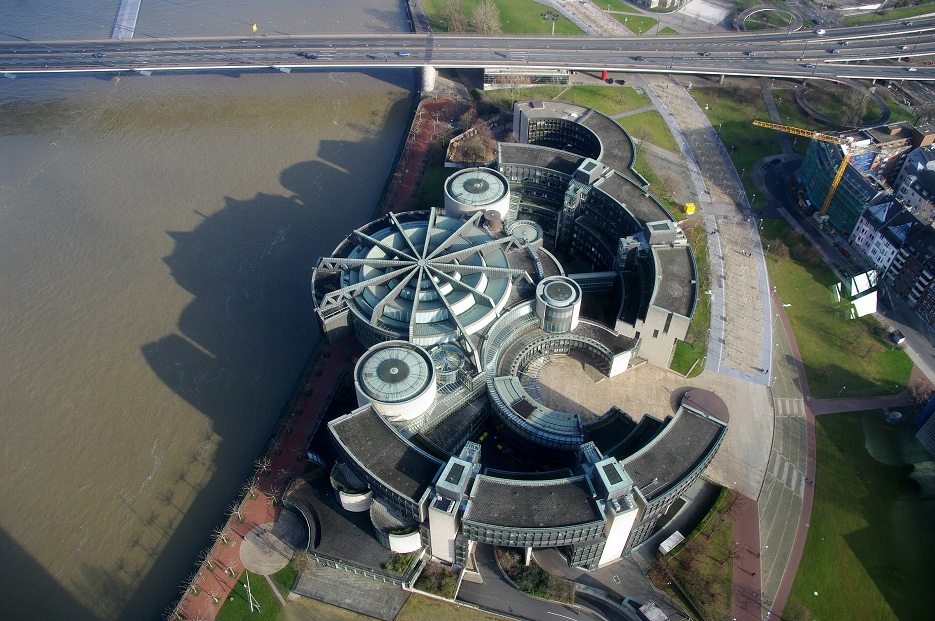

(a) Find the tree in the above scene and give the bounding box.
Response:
[837,88,871,127]
[458,107,478,132]
[213,525,230,546]
[472,0,502,34]
[908,377,935,413]
[719,541,741,567]
[440,0,468,33]
[659,172,679,202]
[631,124,651,162]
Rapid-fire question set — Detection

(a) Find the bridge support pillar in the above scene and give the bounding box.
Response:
[421,65,436,94]
[719,74,725,84]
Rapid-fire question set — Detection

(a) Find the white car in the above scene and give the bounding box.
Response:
[907,67,918,72]
[396,51,410,56]
[815,28,826,35]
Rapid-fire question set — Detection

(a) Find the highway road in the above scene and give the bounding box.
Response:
[2,18,935,83]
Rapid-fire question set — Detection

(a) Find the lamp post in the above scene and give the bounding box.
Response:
[837,385,846,398]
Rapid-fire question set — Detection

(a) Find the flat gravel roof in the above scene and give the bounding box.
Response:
[621,407,725,501]
[464,475,603,528]
[330,406,443,501]
[652,246,696,318]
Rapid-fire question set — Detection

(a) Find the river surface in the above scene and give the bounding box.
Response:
[0,2,413,618]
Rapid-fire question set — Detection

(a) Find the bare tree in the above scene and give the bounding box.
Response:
[440,0,468,33]
[500,74,533,110]
[197,547,217,571]
[458,107,478,132]
[472,0,502,34]
[254,456,271,477]
[908,377,935,413]
[719,541,742,567]
[631,124,651,162]
[213,525,231,546]
[659,172,679,202]
[229,501,244,523]
[242,478,259,500]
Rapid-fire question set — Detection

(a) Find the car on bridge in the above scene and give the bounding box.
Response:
[296,51,318,59]
[396,51,410,56]
[803,63,816,69]
[907,67,918,72]
[91,52,105,58]
[633,56,646,61]
[815,28,826,35]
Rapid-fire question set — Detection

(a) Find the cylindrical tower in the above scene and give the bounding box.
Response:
[444,167,510,220]
[354,341,437,423]
[535,276,582,333]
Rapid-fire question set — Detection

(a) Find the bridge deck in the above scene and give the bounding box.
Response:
[111,0,142,40]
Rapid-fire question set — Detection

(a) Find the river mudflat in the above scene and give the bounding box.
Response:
[0,2,413,619]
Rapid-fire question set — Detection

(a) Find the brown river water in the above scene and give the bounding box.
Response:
[0,2,413,618]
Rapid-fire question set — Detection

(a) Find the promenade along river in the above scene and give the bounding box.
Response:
[0,39,415,621]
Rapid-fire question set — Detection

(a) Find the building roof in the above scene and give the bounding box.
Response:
[329,406,444,501]
[621,404,726,501]
[595,173,672,225]
[651,246,697,318]
[498,142,585,175]
[464,475,603,528]
[578,110,635,178]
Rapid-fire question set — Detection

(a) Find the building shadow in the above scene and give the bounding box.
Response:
[60,92,415,619]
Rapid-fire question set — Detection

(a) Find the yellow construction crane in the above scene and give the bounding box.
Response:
[752,120,879,216]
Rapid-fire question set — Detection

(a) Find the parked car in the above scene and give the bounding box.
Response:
[891,330,906,345]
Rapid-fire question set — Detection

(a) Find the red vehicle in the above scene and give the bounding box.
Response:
[839,247,851,258]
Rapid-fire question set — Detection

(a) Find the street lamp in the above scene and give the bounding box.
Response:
[837,385,846,398]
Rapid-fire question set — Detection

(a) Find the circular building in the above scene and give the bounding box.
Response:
[354,340,436,423]
[312,211,517,349]
[444,167,510,219]
[535,275,582,333]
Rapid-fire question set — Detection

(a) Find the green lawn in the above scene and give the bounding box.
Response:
[420,0,585,35]
[396,595,508,620]
[484,85,567,111]
[772,90,825,156]
[843,4,935,25]
[612,12,658,34]
[787,411,935,621]
[616,109,679,153]
[270,563,298,597]
[560,85,651,116]
[670,221,710,376]
[653,488,735,621]
[659,26,678,34]
[602,0,641,14]
[217,570,283,621]
[690,86,781,209]
[760,219,912,398]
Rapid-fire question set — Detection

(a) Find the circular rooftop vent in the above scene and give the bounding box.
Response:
[444,167,510,219]
[355,341,437,422]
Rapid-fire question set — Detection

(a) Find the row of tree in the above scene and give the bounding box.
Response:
[440,0,502,34]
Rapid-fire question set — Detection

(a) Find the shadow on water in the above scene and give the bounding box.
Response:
[48,87,414,619]
[0,528,97,620]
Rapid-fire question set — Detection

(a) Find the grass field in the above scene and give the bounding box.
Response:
[843,4,935,25]
[760,219,912,398]
[602,0,641,14]
[670,220,710,376]
[786,411,935,621]
[420,0,585,35]
[616,109,679,153]
[690,86,781,210]
[612,12,658,34]
[217,570,283,621]
[654,488,735,620]
[559,85,651,116]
